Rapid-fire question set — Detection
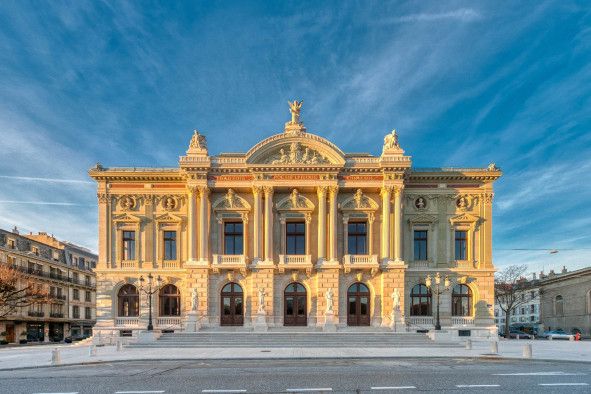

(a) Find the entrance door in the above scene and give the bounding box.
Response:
[220,282,244,326]
[284,282,307,326]
[347,282,370,326]
[5,325,15,343]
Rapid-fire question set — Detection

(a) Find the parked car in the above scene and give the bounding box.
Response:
[508,329,534,339]
[540,330,574,340]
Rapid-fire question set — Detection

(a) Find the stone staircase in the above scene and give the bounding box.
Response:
[128,330,459,348]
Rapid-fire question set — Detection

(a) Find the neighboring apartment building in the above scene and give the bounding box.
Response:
[494,278,540,334]
[89,102,502,341]
[539,266,591,337]
[0,228,97,343]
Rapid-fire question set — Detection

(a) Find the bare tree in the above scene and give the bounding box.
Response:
[0,264,51,318]
[495,264,537,338]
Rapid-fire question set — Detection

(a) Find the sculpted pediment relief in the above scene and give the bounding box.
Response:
[449,212,480,227]
[408,214,438,224]
[154,213,183,223]
[265,142,329,165]
[276,189,314,211]
[340,189,378,211]
[212,189,251,211]
[113,213,142,224]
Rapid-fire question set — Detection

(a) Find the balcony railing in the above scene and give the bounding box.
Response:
[343,255,379,272]
[156,317,183,327]
[278,255,312,272]
[411,260,430,268]
[28,311,45,317]
[451,260,476,269]
[407,316,434,326]
[212,254,247,271]
[120,261,137,269]
[451,316,475,326]
[50,312,64,318]
[115,317,140,327]
[161,260,180,269]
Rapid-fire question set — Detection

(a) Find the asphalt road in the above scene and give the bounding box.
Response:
[0,358,589,393]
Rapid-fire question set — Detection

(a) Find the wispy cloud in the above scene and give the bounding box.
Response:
[0,201,94,206]
[381,8,482,24]
[0,175,94,185]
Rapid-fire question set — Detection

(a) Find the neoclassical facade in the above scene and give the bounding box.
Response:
[89,102,501,339]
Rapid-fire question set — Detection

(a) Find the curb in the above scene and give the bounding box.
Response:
[1,355,590,372]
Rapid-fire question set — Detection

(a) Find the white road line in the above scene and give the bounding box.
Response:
[494,371,586,376]
[286,389,333,392]
[115,391,165,394]
[202,390,247,393]
[33,392,79,394]
[371,386,416,390]
[456,385,500,388]
[539,383,589,386]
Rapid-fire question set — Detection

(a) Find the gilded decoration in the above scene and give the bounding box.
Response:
[287,100,303,125]
[340,189,378,211]
[189,130,207,150]
[276,189,314,211]
[162,195,178,211]
[213,189,250,211]
[119,195,136,211]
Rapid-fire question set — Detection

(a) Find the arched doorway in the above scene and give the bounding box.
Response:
[284,282,307,326]
[118,284,139,317]
[220,282,243,326]
[347,282,370,326]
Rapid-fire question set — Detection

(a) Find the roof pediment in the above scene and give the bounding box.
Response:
[245,132,346,166]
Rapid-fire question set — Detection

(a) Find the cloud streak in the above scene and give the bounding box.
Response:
[381,8,482,24]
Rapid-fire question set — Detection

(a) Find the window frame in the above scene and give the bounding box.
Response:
[410,284,432,316]
[347,221,368,255]
[163,230,177,260]
[454,230,468,261]
[223,222,244,256]
[122,230,136,261]
[159,284,181,316]
[285,221,306,255]
[451,284,472,317]
[413,229,428,261]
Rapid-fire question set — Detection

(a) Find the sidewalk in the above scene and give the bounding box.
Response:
[0,339,589,371]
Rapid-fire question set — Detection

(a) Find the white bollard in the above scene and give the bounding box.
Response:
[465,339,472,350]
[51,348,61,365]
[116,340,122,351]
[523,344,532,359]
[490,341,498,354]
[88,344,97,357]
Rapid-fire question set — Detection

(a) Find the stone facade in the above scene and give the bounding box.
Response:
[88,103,501,340]
[0,228,97,343]
[539,267,591,336]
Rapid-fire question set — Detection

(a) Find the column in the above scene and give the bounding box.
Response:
[368,212,375,256]
[241,213,249,259]
[317,186,327,261]
[187,186,198,262]
[328,186,338,261]
[252,186,262,260]
[263,186,274,262]
[393,186,403,262]
[198,186,209,261]
[380,186,392,261]
[96,191,109,269]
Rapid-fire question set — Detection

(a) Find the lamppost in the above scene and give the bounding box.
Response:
[139,273,162,331]
[425,272,451,331]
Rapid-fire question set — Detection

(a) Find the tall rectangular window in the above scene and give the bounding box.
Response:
[73,289,79,301]
[73,305,80,319]
[85,307,91,320]
[163,231,177,260]
[455,230,467,260]
[224,222,243,255]
[122,231,136,260]
[347,222,367,255]
[286,222,305,255]
[413,230,428,260]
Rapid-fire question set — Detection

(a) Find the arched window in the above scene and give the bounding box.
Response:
[554,295,564,316]
[347,282,370,326]
[451,284,472,316]
[159,284,180,316]
[284,282,307,326]
[118,284,139,317]
[410,284,432,316]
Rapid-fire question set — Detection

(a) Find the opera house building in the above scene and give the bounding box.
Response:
[89,102,501,341]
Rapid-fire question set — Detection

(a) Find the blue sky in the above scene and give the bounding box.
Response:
[1,1,590,274]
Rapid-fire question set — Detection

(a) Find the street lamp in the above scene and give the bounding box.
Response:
[425,272,451,331]
[139,273,162,331]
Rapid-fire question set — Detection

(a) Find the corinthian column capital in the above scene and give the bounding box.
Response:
[252,185,263,196]
[316,185,328,198]
[263,185,274,197]
[380,185,393,197]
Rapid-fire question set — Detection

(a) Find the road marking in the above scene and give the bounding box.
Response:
[202,391,247,393]
[494,371,586,376]
[371,387,416,390]
[539,383,589,386]
[286,389,333,392]
[456,385,500,388]
[114,391,165,394]
[33,392,79,394]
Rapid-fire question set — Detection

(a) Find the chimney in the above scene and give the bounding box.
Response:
[12,226,19,235]
[539,270,545,279]
[532,272,537,280]
[549,269,555,277]
[561,266,567,274]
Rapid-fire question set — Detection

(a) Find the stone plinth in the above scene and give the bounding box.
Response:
[323,311,337,332]
[184,311,200,333]
[137,330,159,344]
[253,312,268,332]
[390,308,405,332]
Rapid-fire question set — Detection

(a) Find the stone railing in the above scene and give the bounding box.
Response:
[279,255,312,265]
[115,317,140,327]
[156,317,183,327]
[407,316,434,326]
[451,316,475,326]
[120,260,137,269]
[451,260,476,269]
[161,260,180,269]
[211,254,247,272]
[411,260,430,268]
[343,254,379,265]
